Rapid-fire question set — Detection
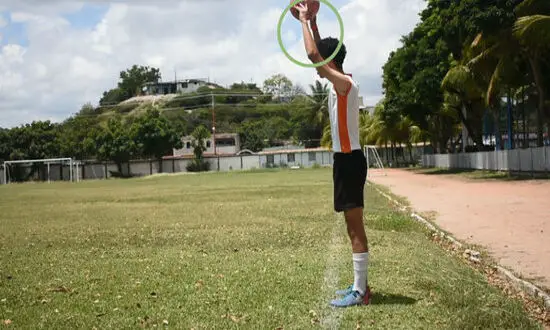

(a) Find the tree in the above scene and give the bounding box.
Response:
[99,88,127,106]
[131,107,183,171]
[5,121,61,181]
[0,128,10,162]
[308,80,329,131]
[514,0,550,132]
[56,104,102,160]
[8,121,60,161]
[119,65,161,98]
[100,65,162,105]
[187,125,211,172]
[238,120,266,152]
[96,117,137,175]
[263,74,294,101]
[290,96,321,147]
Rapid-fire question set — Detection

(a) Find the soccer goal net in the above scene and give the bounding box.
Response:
[364,145,387,178]
[2,158,81,184]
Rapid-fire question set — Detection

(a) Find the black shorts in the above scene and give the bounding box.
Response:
[333,150,367,213]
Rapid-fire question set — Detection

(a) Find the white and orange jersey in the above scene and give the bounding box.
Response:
[327,74,361,153]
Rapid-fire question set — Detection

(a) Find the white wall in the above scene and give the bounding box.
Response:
[422,146,550,173]
[259,151,332,168]
[1,151,337,184]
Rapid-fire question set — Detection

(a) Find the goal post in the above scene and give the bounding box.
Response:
[2,158,81,184]
[364,145,387,178]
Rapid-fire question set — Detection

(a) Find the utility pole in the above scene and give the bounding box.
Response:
[211,93,216,155]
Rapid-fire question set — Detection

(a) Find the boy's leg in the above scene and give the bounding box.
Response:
[344,207,369,295]
[331,151,370,307]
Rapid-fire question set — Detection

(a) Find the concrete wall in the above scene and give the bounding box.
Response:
[1,151,336,184]
[422,146,550,173]
[259,151,332,168]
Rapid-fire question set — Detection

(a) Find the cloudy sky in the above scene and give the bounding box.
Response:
[0,0,425,128]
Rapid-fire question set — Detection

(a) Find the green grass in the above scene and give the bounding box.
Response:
[0,168,542,329]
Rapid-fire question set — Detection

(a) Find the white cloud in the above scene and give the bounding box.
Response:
[0,0,425,127]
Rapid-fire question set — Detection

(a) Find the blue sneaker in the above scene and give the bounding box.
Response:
[330,286,371,308]
[335,285,353,296]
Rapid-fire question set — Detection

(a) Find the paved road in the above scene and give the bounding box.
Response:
[369,169,550,290]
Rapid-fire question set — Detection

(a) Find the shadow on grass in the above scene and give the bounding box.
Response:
[370,292,417,305]
[406,167,550,181]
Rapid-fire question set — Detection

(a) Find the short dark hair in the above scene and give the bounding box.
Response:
[316,37,346,69]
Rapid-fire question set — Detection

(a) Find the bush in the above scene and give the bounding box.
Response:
[311,163,321,169]
[186,159,211,172]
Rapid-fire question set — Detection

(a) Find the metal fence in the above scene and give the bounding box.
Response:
[422,146,550,173]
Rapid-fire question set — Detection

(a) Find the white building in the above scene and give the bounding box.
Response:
[173,133,241,157]
[258,147,332,168]
[142,79,214,96]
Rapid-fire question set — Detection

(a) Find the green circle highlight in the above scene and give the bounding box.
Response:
[277,0,344,68]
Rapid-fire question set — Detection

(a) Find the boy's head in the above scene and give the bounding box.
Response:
[316,37,347,77]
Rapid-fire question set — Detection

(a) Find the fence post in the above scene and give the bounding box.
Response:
[240,156,243,170]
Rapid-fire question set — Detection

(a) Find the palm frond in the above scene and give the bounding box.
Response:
[516,0,550,17]
[513,15,550,48]
[486,59,504,106]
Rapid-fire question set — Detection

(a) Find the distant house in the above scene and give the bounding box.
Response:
[142,78,218,96]
[258,147,331,168]
[173,133,241,157]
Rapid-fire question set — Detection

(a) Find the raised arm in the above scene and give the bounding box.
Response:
[296,3,351,95]
[310,15,321,43]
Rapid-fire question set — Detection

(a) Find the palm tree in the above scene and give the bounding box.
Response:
[441,51,490,150]
[514,1,550,135]
[307,80,330,131]
[320,124,332,150]
[466,0,550,146]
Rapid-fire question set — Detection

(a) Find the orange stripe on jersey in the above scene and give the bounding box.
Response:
[337,86,352,153]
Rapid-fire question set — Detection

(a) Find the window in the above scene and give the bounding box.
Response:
[308,152,316,162]
[287,153,295,163]
[216,138,235,147]
[206,141,211,148]
[266,155,274,165]
[186,142,191,149]
[181,82,188,89]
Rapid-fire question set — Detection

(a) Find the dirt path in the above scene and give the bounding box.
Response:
[368,169,550,290]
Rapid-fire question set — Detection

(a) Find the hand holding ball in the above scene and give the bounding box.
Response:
[290,0,320,21]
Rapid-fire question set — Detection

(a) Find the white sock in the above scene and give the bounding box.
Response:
[352,252,369,295]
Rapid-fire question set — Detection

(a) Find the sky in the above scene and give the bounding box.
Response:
[0,0,426,128]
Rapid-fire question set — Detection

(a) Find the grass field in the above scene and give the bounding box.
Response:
[0,168,542,329]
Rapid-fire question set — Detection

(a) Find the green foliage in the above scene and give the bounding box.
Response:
[0,128,10,162]
[8,121,61,161]
[382,0,550,152]
[119,65,161,98]
[238,120,266,152]
[186,125,211,172]
[130,107,183,161]
[99,65,161,106]
[186,159,211,172]
[263,74,294,101]
[57,113,101,160]
[191,125,210,157]
[96,117,137,174]
[99,88,127,106]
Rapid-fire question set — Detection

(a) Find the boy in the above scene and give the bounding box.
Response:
[294,3,370,308]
